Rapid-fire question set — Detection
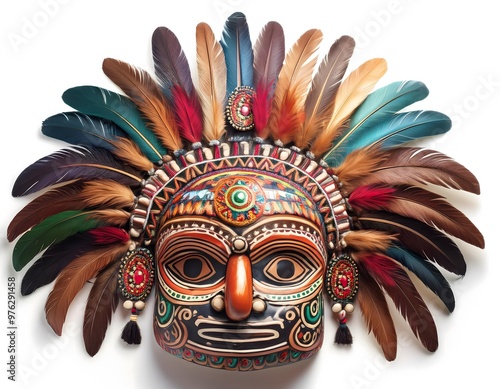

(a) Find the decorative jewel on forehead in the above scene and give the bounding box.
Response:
[214,175,265,226]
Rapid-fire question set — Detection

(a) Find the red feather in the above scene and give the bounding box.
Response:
[253,81,273,135]
[171,85,203,143]
[358,254,398,287]
[88,227,130,245]
[349,185,396,210]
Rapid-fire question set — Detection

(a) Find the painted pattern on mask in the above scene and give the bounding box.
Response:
[153,169,328,370]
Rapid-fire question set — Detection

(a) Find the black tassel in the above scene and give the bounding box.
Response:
[121,310,141,345]
[335,322,353,345]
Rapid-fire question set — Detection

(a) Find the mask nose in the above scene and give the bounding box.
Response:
[225,254,253,321]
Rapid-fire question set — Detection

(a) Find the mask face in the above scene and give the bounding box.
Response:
[153,170,327,370]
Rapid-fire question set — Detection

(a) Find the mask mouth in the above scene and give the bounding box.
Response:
[192,316,288,353]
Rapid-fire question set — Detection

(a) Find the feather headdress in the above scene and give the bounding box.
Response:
[8,12,483,365]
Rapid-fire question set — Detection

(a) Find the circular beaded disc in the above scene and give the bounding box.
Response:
[225,86,255,131]
[325,255,359,303]
[118,248,155,301]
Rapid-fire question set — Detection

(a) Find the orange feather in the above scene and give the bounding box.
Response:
[310,58,387,157]
[102,58,183,152]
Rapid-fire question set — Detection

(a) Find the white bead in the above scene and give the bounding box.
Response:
[123,300,133,310]
[134,301,146,310]
[332,303,342,313]
[252,298,266,313]
[211,296,224,312]
[345,303,354,313]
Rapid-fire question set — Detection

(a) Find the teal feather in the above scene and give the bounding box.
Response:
[345,80,429,137]
[325,110,451,166]
[220,12,254,93]
[386,246,455,312]
[42,112,128,151]
[62,86,167,162]
[13,210,114,271]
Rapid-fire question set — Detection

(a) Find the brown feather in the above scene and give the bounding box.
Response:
[368,254,438,352]
[110,137,154,172]
[80,180,136,209]
[357,267,397,361]
[342,230,397,253]
[310,58,387,157]
[298,35,355,149]
[87,209,130,227]
[349,147,481,195]
[266,29,323,145]
[331,147,387,192]
[7,180,134,242]
[382,186,484,248]
[83,261,121,356]
[196,22,227,143]
[102,58,184,152]
[45,244,128,336]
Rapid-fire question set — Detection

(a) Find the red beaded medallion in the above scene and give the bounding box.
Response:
[325,255,359,303]
[118,248,155,301]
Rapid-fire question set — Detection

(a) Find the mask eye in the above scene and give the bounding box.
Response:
[157,230,230,288]
[169,255,216,283]
[250,233,326,288]
[264,256,307,283]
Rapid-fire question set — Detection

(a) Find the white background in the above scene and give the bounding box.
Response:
[1,1,498,388]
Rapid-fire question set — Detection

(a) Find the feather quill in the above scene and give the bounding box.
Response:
[83,261,121,356]
[42,112,128,152]
[62,86,167,162]
[386,246,455,312]
[12,146,142,197]
[196,22,227,143]
[298,35,355,149]
[102,58,184,152]
[357,267,397,361]
[364,254,438,352]
[311,58,387,158]
[8,180,134,242]
[358,211,466,275]
[252,21,285,135]
[343,147,480,195]
[45,244,128,336]
[220,12,254,92]
[12,209,129,271]
[266,29,323,144]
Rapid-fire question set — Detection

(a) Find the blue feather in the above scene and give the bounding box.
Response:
[323,80,429,164]
[42,112,128,151]
[386,246,455,312]
[325,110,451,166]
[347,80,429,135]
[62,86,167,162]
[220,12,254,94]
